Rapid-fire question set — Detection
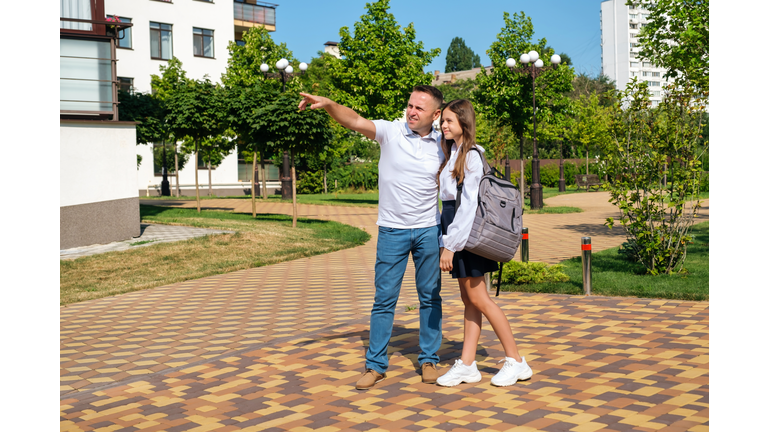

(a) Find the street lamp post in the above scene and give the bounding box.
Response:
[259,58,308,201]
[506,51,561,210]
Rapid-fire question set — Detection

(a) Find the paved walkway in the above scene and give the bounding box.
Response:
[61,224,235,260]
[61,192,709,431]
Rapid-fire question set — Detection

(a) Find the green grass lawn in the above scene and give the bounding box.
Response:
[60,206,370,305]
[499,221,709,301]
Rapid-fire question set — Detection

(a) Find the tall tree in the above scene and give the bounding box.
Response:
[328,0,440,121]
[222,26,297,202]
[149,57,191,196]
[165,78,228,212]
[264,91,333,227]
[632,0,709,93]
[474,11,574,189]
[565,93,613,174]
[569,72,616,106]
[445,37,480,72]
[221,26,295,91]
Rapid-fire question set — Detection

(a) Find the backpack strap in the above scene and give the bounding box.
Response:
[456,147,489,211]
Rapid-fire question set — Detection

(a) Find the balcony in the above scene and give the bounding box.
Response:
[234,0,277,36]
[60,17,132,120]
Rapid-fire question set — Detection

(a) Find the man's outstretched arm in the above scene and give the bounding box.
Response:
[298,93,376,140]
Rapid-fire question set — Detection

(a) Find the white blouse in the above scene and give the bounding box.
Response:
[439,143,486,253]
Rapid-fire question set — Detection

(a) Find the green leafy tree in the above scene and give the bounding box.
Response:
[328,0,440,121]
[558,53,573,67]
[631,0,709,93]
[165,78,228,212]
[437,77,477,103]
[569,72,616,106]
[148,57,193,195]
[222,26,297,204]
[445,37,481,72]
[565,93,613,174]
[604,79,708,274]
[475,11,574,189]
[221,26,295,90]
[262,91,333,226]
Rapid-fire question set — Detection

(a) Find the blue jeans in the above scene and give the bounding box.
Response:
[365,225,442,373]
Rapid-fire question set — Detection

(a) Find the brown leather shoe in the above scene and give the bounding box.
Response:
[422,362,439,384]
[355,369,386,390]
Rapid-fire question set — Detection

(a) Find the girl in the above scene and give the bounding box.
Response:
[436,99,533,387]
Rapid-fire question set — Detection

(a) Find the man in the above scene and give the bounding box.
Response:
[299,86,445,390]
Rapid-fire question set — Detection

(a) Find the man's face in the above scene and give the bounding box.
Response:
[406,91,441,136]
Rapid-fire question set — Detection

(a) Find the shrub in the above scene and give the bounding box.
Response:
[327,162,378,191]
[297,170,325,194]
[521,161,588,187]
[499,261,570,285]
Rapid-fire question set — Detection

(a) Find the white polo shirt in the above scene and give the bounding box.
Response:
[372,120,445,229]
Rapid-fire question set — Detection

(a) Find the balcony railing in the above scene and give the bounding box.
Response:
[234,1,276,26]
[60,18,132,120]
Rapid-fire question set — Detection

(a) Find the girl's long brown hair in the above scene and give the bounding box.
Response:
[438,99,477,186]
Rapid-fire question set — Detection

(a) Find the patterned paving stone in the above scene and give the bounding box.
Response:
[61,193,709,430]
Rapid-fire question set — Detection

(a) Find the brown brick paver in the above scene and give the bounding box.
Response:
[61,192,709,430]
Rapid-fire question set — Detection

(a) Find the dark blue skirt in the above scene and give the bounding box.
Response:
[441,200,499,279]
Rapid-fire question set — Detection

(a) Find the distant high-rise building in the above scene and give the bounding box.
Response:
[600,0,671,106]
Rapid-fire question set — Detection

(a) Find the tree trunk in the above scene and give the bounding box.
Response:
[260,156,268,200]
[586,149,589,175]
[251,145,257,218]
[519,135,525,193]
[195,139,201,213]
[208,153,212,197]
[323,164,328,194]
[174,146,180,197]
[291,151,298,228]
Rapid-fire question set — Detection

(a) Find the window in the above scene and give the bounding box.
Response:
[652,72,661,77]
[630,32,638,38]
[642,13,651,19]
[629,14,637,20]
[150,22,172,60]
[630,23,638,29]
[630,62,639,68]
[630,43,639,48]
[652,100,659,107]
[643,61,652,67]
[61,0,93,31]
[631,71,640,77]
[650,81,661,86]
[117,77,133,93]
[642,71,650,77]
[651,91,661,97]
[193,28,214,58]
[107,15,132,48]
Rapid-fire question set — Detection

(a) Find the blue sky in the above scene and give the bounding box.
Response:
[270,0,605,77]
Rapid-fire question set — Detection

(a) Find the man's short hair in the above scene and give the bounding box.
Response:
[412,85,443,111]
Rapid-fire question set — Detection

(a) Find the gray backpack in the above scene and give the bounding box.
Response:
[456,148,524,264]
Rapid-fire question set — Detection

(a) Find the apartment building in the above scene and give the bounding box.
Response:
[60,0,140,248]
[103,0,281,196]
[600,0,670,106]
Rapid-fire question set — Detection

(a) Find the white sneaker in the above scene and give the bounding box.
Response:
[436,359,482,387]
[491,357,533,387]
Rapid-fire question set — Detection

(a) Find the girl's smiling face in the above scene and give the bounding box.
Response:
[441,108,463,143]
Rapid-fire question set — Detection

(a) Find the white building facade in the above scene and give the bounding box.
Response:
[104,0,281,196]
[600,0,671,106]
[60,0,141,249]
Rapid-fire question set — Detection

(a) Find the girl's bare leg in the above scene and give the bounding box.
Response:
[459,276,522,362]
[459,282,482,365]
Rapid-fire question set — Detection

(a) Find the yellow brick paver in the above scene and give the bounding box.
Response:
[61,193,709,431]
